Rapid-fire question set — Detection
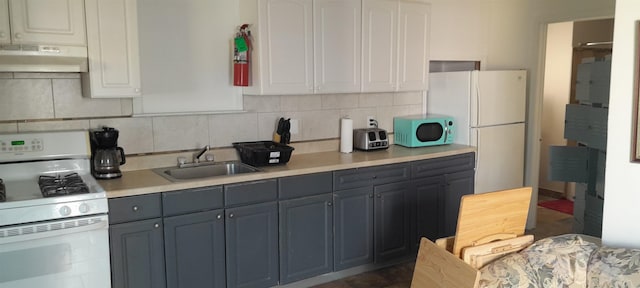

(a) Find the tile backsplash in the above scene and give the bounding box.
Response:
[0,72,423,155]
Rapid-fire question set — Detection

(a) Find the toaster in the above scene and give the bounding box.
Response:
[353,128,389,151]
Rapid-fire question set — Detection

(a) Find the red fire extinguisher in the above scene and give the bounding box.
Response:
[233,24,252,86]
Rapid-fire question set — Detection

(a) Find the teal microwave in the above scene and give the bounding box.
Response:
[393,114,455,147]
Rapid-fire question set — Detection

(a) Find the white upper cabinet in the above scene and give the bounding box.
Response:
[8,0,86,46]
[314,0,361,93]
[397,1,430,91]
[253,0,314,95]
[363,0,430,92]
[0,0,9,44]
[82,0,141,98]
[244,0,429,95]
[362,0,397,92]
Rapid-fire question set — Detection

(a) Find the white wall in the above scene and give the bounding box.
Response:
[602,0,640,247]
[539,22,572,195]
[428,0,614,228]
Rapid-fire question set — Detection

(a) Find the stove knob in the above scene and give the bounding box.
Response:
[59,206,71,216]
[79,203,90,214]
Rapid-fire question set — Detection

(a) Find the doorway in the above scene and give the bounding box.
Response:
[538,18,613,236]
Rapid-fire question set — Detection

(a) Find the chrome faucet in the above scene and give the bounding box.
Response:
[193,145,210,163]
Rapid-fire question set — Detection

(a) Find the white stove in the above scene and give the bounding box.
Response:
[0,130,111,288]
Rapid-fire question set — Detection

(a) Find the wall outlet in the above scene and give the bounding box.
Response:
[289,119,299,134]
[367,116,377,128]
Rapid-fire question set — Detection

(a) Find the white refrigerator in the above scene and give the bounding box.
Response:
[428,70,527,194]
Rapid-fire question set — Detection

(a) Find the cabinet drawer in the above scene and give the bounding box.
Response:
[224,179,278,207]
[333,167,376,190]
[162,186,223,217]
[411,153,475,179]
[109,194,162,224]
[333,163,410,191]
[279,172,333,200]
[564,104,608,150]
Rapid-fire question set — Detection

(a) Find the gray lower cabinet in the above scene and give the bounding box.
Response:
[333,186,374,271]
[162,186,226,288]
[333,181,414,270]
[279,193,333,284]
[225,201,279,288]
[414,176,441,242]
[110,218,166,288]
[412,152,475,240]
[374,181,414,263]
[164,209,226,288]
[108,152,476,288]
[109,194,165,288]
[442,170,475,237]
[333,163,414,271]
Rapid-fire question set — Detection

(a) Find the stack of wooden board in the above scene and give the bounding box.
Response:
[411,187,533,288]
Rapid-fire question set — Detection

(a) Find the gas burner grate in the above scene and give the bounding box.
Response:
[38,173,89,197]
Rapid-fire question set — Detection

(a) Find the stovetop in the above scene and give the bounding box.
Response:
[0,160,105,204]
[0,131,108,227]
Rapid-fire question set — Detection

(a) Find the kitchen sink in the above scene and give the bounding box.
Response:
[153,161,260,182]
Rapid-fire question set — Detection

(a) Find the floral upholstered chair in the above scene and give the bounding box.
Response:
[478,234,640,288]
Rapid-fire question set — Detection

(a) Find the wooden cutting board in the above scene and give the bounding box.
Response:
[411,237,480,288]
[452,187,533,257]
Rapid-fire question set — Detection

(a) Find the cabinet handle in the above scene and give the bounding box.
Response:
[134,88,141,93]
[369,194,373,198]
[229,213,234,218]
[376,194,382,198]
[154,223,159,228]
[132,205,139,212]
[14,33,22,39]
[0,32,5,38]
[217,214,222,219]
[327,201,332,206]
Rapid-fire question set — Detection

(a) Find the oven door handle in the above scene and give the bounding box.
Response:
[0,215,108,245]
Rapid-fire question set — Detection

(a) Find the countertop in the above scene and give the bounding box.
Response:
[100,144,475,198]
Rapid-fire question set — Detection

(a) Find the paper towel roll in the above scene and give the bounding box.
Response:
[340,118,353,153]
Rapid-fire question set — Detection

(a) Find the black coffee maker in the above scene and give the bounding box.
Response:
[90,127,126,179]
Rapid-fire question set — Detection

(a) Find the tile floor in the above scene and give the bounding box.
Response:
[312,195,574,288]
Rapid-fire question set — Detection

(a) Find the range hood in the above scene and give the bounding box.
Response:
[0,44,88,73]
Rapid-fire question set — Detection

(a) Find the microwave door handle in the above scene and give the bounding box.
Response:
[443,125,448,143]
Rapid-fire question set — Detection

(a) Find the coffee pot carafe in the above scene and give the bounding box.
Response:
[90,127,126,179]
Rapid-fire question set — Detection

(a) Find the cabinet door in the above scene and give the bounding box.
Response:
[334,186,374,271]
[397,1,430,91]
[83,0,141,98]
[442,170,475,237]
[226,202,279,288]
[258,0,313,95]
[374,181,413,262]
[110,218,166,288]
[279,194,333,284]
[0,0,9,44]
[9,0,86,45]
[414,176,442,242]
[313,0,361,93]
[164,210,226,288]
[362,0,397,92]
